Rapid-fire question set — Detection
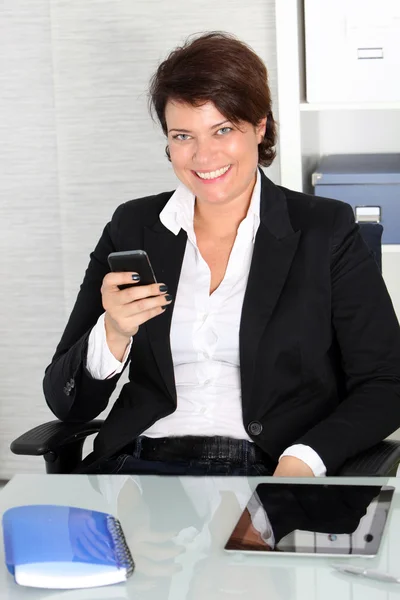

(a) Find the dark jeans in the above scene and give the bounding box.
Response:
[91,435,276,476]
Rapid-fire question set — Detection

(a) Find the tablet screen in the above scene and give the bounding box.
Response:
[225,483,394,557]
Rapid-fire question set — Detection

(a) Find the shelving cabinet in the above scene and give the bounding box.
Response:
[275,0,400,318]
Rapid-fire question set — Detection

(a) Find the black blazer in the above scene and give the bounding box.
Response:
[43,170,400,474]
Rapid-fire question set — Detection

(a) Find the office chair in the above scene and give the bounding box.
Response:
[10,222,400,475]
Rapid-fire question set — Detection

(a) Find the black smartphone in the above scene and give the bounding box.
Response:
[107,250,157,290]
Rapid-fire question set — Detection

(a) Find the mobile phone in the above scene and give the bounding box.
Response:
[107,250,157,290]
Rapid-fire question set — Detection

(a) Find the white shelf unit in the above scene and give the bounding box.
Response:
[275,0,400,193]
[275,0,400,320]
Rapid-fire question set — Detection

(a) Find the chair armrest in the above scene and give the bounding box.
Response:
[337,440,400,476]
[10,420,104,456]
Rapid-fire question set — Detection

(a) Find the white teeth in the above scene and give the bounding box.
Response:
[196,165,230,180]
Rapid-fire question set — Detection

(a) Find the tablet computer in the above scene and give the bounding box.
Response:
[224,483,394,557]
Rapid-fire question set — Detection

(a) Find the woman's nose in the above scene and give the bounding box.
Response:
[192,137,217,164]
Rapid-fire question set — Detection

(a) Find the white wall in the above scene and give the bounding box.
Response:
[318,110,400,155]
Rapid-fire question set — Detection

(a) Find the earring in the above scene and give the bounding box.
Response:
[165,145,171,162]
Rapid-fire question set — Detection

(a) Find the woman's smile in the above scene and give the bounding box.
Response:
[192,164,232,183]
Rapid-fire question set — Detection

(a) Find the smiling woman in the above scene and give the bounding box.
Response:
[43,32,400,478]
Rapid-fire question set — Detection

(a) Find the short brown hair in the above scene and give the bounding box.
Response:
[149,32,277,167]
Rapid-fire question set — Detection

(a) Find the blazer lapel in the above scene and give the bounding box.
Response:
[143,222,187,402]
[240,172,301,404]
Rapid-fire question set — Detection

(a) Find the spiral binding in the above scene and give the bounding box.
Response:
[106,515,135,578]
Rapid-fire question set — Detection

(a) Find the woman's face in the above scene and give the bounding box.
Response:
[165,100,266,209]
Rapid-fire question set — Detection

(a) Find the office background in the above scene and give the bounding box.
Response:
[0,0,279,478]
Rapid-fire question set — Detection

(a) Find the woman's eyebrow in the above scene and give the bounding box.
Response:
[210,120,231,130]
[168,120,231,134]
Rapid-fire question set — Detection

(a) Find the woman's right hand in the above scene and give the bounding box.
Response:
[101,272,172,360]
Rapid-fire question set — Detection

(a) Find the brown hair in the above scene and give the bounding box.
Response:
[148,31,277,167]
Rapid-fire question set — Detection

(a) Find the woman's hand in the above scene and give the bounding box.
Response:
[273,456,314,478]
[101,272,172,360]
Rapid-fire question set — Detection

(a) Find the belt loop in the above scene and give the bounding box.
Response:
[132,437,143,459]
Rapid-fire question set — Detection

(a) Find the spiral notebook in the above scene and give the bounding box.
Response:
[2,505,134,589]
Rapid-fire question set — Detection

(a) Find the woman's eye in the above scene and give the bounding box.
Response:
[217,127,232,135]
[173,134,191,141]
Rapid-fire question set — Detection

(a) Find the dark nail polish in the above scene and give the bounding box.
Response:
[132,274,140,281]
[165,294,173,302]
[159,284,168,293]
[161,305,168,310]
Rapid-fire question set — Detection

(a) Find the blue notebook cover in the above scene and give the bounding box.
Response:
[2,505,134,589]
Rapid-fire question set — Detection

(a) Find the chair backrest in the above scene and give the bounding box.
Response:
[358,222,383,273]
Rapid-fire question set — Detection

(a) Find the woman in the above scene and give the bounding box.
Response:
[44,32,400,476]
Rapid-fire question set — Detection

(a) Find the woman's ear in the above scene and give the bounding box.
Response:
[257,117,267,143]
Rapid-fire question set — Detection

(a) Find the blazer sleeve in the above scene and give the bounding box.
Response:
[43,202,128,422]
[296,201,400,473]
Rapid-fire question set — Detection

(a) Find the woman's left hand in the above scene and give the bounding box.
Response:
[273,456,314,477]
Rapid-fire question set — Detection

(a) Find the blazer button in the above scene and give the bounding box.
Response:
[248,421,263,436]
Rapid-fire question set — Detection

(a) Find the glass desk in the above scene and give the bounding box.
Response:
[0,475,400,599]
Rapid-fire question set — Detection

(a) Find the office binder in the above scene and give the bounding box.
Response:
[2,505,134,589]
